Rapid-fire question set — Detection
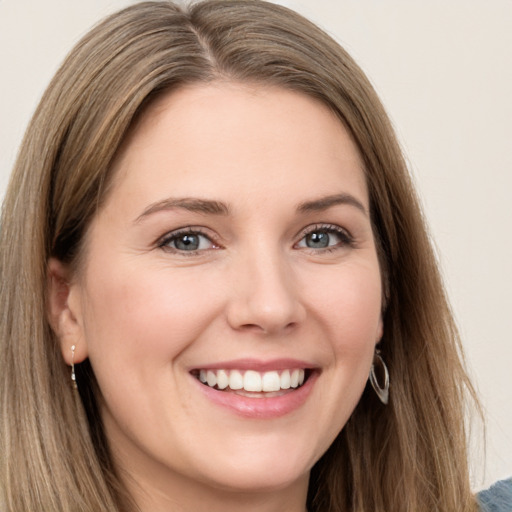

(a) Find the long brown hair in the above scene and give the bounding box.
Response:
[0,1,479,510]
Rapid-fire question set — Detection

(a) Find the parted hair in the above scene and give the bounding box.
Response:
[0,1,479,511]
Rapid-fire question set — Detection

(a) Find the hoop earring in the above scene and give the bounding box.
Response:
[369,349,389,404]
[71,345,78,390]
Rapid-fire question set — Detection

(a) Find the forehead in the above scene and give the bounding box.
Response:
[108,82,368,212]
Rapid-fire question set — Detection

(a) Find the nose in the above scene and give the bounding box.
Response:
[226,247,306,335]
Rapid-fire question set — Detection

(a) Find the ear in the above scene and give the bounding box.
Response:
[375,316,384,346]
[47,258,88,365]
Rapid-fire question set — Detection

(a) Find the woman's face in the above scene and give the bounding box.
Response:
[56,83,383,504]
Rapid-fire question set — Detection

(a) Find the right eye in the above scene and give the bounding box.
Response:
[159,229,217,253]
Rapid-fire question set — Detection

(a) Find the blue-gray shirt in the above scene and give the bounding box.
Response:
[478,479,512,511]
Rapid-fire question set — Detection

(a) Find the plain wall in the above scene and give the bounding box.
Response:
[1,0,511,490]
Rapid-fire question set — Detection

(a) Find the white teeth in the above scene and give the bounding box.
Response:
[229,370,243,390]
[206,370,217,388]
[196,368,308,392]
[244,371,262,392]
[290,369,300,388]
[280,370,291,389]
[262,371,280,392]
[216,369,229,390]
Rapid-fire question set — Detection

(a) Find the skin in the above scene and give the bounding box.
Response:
[49,83,383,512]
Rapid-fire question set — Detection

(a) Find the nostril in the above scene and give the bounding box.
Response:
[239,323,267,333]
[237,320,298,335]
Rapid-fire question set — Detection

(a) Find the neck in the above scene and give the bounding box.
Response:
[123,467,310,512]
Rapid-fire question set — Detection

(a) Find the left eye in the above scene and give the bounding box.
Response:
[296,227,349,250]
[160,231,215,252]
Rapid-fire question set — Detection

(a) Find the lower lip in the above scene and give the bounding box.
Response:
[193,371,318,419]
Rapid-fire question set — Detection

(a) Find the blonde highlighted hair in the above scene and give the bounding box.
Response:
[0,1,479,510]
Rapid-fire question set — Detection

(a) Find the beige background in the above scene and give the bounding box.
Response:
[1,0,510,489]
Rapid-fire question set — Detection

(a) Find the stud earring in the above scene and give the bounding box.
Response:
[369,349,389,404]
[71,345,77,389]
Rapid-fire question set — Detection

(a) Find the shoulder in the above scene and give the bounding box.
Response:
[478,478,512,512]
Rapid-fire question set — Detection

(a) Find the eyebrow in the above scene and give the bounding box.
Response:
[296,193,368,216]
[135,192,367,223]
[135,197,230,223]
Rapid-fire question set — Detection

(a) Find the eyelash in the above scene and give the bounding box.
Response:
[157,223,354,255]
[158,227,218,255]
[295,224,354,253]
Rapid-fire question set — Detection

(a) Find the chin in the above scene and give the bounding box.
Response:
[204,463,309,494]
[190,436,317,494]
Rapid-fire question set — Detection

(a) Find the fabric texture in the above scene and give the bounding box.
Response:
[478,478,512,512]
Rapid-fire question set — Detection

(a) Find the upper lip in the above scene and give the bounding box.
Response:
[189,358,318,372]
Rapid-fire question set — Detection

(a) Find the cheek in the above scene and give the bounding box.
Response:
[80,260,224,377]
[305,260,382,345]
[300,260,381,425]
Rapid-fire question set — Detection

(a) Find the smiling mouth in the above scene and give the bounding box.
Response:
[191,368,311,396]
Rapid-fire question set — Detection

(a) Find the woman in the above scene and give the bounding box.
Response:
[0,1,509,511]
